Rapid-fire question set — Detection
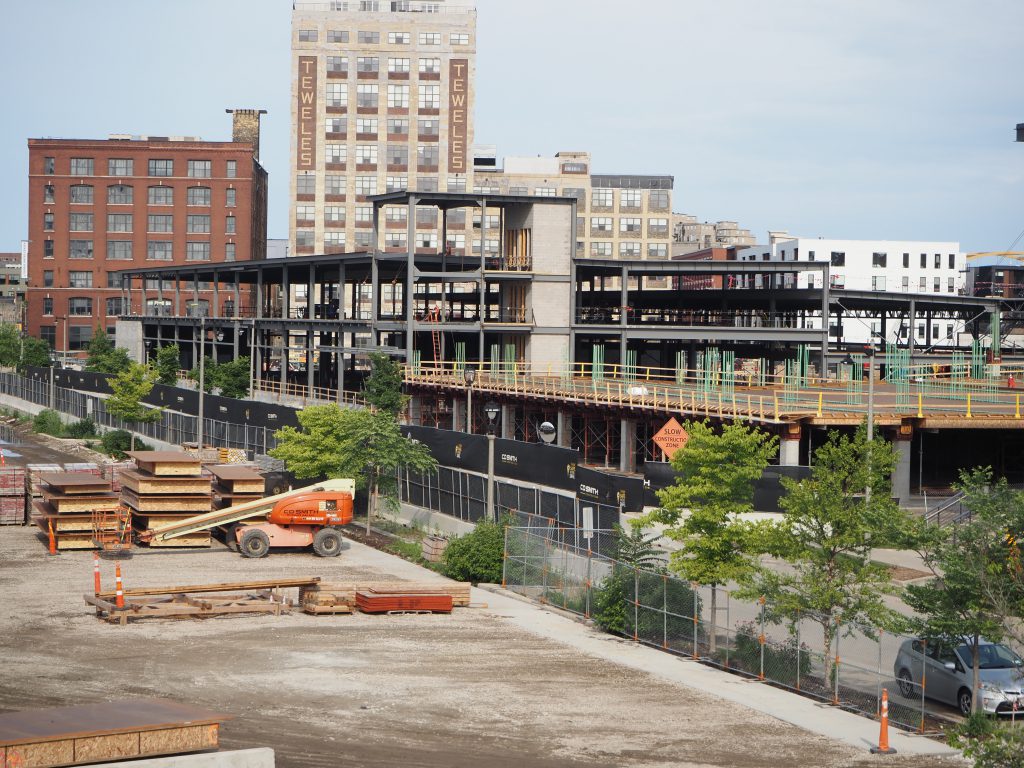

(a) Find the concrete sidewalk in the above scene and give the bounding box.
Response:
[476,583,958,758]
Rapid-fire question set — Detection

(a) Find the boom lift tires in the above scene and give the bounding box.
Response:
[312,527,344,557]
[240,528,271,558]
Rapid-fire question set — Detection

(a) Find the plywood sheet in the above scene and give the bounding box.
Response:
[38,472,112,495]
[119,469,211,496]
[41,492,120,515]
[121,488,212,513]
[127,451,203,477]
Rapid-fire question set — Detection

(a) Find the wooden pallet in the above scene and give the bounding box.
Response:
[85,592,292,625]
[121,487,213,513]
[300,581,471,608]
[119,469,211,496]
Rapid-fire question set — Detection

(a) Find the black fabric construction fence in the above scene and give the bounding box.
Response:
[642,461,812,512]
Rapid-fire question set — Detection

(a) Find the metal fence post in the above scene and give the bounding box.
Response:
[692,583,699,659]
[584,543,592,619]
[540,532,549,603]
[662,575,668,649]
[501,525,508,589]
[833,618,841,705]
[877,629,883,716]
[920,638,927,733]
[758,595,766,681]
[796,612,801,691]
[633,567,639,642]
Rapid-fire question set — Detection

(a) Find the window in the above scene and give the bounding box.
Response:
[620,189,642,209]
[902,252,909,268]
[447,175,466,192]
[357,56,379,74]
[324,206,345,222]
[388,84,409,108]
[296,174,316,195]
[355,176,377,195]
[225,243,236,262]
[296,204,315,221]
[358,31,380,44]
[354,231,374,248]
[534,187,556,197]
[417,144,439,168]
[933,253,940,269]
[385,231,406,249]
[592,188,613,208]
[295,230,315,248]
[388,57,410,73]
[416,207,436,225]
[186,242,211,261]
[916,324,925,338]
[919,253,926,268]
[355,205,374,223]
[69,213,94,231]
[902,276,909,291]
[620,217,641,234]
[327,56,348,76]
[327,82,348,107]
[419,32,440,45]
[187,215,211,233]
[326,143,347,163]
[872,275,886,291]
[418,84,440,109]
[328,30,348,43]
[148,241,173,260]
[43,270,54,287]
[417,231,438,249]
[44,157,55,174]
[107,214,132,232]
[450,32,468,45]
[226,160,236,178]
[919,276,927,291]
[417,118,439,136]
[356,144,378,164]
[947,324,954,339]
[107,184,133,204]
[43,184,54,203]
[225,188,236,207]
[356,117,377,135]
[188,160,211,178]
[872,252,887,268]
[388,31,409,44]
[298,29,318,42]
[418,176,438,192]
[387,144,408,165]
[149,159,173,177]
[949,253,956,269]
[70,185,94,204]
[106,298,125,316]
[648,243,668,258]
[225,215,236,234]
[324,232,346,250]
[69,240,94,259]
[385,207,407,223]
[620,242,641,258]
[948,277,955,293]
[68,300,93,319]
[325,174,346,195]
[326,118,346,135]
[649,189,670,210]
[386,175,407,192]
[356,84,378,108]
[107,240,132,260]
[387,117,409,135]
[148,185,173,204]
[591,217,613,234]
[69,271,93,288]
[148,214,173,232]
[70,158,94,176]
[187,187,211,205]
[108,158,133,176]
[44,240,54,258]
[649,218,669,237]
[934,277,941,292]
[43,297,53,316]
[419,57,441,75]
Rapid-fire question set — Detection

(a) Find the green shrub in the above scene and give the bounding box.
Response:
[32,409,64,437]
[730,620,811,685]
[100,429,152,459]
[949,716,1023,768]
[441,516,509,584]
[593,565,700,643]
[65,417,97,439]
[387,539,424,563]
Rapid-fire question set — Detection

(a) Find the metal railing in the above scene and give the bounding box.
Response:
[252,378,365,407]
[503,526,945,734]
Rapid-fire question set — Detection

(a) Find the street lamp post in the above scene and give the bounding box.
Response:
[864,345,876,505]
[484,401,500,521]
[464,367,476,434]
[197,316,206,451]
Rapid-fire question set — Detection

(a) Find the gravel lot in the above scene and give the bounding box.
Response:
[0,524,965,768]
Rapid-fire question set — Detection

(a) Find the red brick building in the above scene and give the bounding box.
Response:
[26,112,267,354]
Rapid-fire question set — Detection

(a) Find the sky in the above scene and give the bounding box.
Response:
[1,0,1022,253]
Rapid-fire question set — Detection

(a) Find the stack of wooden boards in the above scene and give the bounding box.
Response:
[299,581,470,615]
[210,465,265,510]
[0,466,26,525]
[30,473,121,550]
[123,451,212,548]
[0,698,228,768]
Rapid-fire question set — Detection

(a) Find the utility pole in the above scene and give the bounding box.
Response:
[865,345,876,505]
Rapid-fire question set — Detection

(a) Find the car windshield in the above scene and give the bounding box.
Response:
[956,643,1024,670]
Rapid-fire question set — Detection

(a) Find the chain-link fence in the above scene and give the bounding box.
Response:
[503,526,944,734]
[0,371,278,457]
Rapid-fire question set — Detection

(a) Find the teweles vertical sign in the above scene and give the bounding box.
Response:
[448,59,468,173]
[297,56,317,170]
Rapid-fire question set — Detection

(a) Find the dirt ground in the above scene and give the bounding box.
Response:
[0,524,963,768]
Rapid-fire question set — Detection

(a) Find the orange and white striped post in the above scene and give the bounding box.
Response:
[47,520,57,556]
[870,688,897,754]
[114,562,125,609]
[93,551,101,595]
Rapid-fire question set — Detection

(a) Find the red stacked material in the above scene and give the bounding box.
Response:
[355,591,453,614]
[102,461,133,492]
[0,467,26,525]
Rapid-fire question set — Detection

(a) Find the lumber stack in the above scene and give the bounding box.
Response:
[102,460,134,492]
[124,451,213,548]
[299,581,470,615]
[0,466,26,525]
[30,472,120,550]
[355,590,453,614]
[210,464,265,510]
[26,463,62,501]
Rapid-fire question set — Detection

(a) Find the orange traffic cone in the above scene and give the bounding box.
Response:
[47,520,57,556]
[114,562,125,609]
[93,551,102,595]
[870,688,897,754]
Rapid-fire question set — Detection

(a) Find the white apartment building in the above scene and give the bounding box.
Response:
[290,0,477,257]
[736,238,967,347]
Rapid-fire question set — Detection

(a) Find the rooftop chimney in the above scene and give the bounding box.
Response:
[226,109,267,161]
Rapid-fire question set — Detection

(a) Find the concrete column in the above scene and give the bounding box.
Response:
[407,394,423,426]
[500,404,514,439]
[892,427,913,507]
[556,410,571,448]
[779,424,801,466]
[451,396,465,432]
[619,418,636,473]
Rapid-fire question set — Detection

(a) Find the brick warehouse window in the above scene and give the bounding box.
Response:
[225,188,236,207]
[418,84,440,110]
[357,56,379,74]
[328,30,349,43]
[325,174,346,195]
[43,297,53,316]
[108,158,133,176]
[107,241,132,260]
[69,213,94,231]
[226,160,236,178]
[107,184,133,204]
[186,242,211,261]
[357,31,379,44]
[187,187,211,206]
[148,186,174,205]
[44,241,54,258]
[149,159,173,177]
[148,214,173,233]
[70,185,94,204]
[451,33,469,45]
[43,184,54,203]
[44,157,55,174]
[298,29,318,42]
[327,56,348,74]
[69,240,94,259]
[419,32,440,45]
[147,241,173,260]
[327,83,348,108]
[187,215,211,234]
[106,298,126,316]
[69,298,93,316]
[43,270,54,287]
[70,158,94,176]
[69,271,93,288]
[107,214,132,232]
[68,325,93,349]
[388,31,409,44]
[187,160,211,178]
[225,215,236,234]
[43,212,54,231]
[296,174,316,195]
[356,84,378,109]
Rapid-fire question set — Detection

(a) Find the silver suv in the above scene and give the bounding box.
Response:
[894,637,1024,715]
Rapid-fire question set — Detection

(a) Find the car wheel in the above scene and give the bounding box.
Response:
[896,669,915,698]
[239,528,270,558]
[958,688,973,715]
[313,528,343,557]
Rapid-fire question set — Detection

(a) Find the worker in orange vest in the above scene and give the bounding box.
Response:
[1008,374,1016,389]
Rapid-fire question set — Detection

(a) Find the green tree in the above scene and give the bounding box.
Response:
[187,356,251,398]
[269,404,436,532]
[154,344,181,386]
[85,328,132,374]
[644,420,778,652]
[0,324,50,371]
[441,516,509,583]
[592,523,666,635]
[105,362,162,451]
[20,337,51,371]
[904,468,1024,714]
[745,426,920,683]
[362,352,405,415]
